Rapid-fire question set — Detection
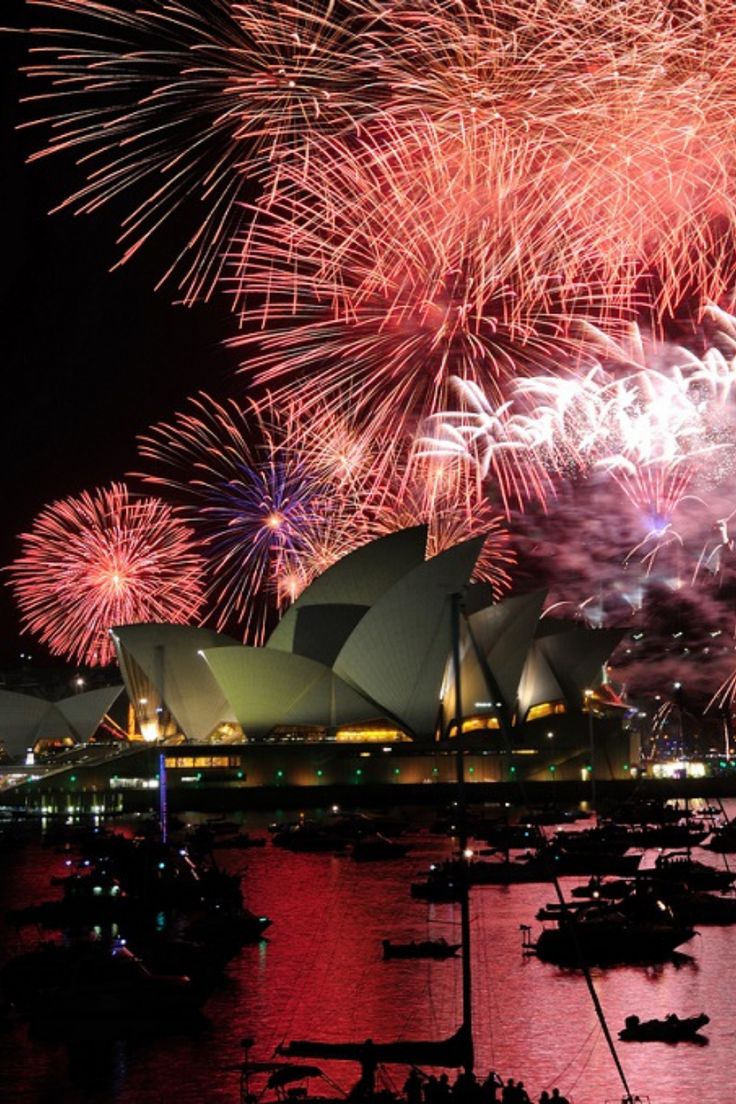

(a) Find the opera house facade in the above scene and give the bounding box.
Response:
[104,527,634,788]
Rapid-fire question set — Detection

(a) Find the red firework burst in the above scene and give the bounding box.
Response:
[7,483,205,666]
[231,118,596,438]
[370,0,736,320]
[20,0,380,300]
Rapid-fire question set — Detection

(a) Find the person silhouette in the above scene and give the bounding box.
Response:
[404,1068,423,1104]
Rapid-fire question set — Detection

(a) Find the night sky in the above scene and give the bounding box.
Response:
[0,1,235,662]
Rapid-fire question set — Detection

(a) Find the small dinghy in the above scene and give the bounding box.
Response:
[382,938,461,960]
[618,1012,709,1043]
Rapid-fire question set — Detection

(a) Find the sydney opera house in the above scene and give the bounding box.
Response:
[1,528,634,799]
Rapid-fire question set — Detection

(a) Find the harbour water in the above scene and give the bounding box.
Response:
[1,805,734,1104]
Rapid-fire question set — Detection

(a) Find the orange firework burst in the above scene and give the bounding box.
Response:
[7,483,205,666]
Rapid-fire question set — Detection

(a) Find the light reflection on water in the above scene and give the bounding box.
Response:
[1,805,734,1104]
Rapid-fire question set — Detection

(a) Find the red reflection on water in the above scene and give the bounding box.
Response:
[0,808,734,1104]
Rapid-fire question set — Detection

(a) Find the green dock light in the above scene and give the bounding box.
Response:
[316,769,323,777]
[719,761,727,769]
[549,764,556,774]
[355,768,363,776]
[394,767,401,776]
[69,775,77,783]
[432,766,439,774]
[622,764,629,772]
[276,769,284,779]
[236,770,244,779]
[509,765,517,775]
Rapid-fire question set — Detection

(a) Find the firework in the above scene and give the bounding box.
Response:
[370,0,736,321]
[372,452,516,600]
[137,392,378,641]
[426,316,736,520]
[231,117,594,439]
[20,0,380,300]
[20,1,736,321]
[7,482,204,666]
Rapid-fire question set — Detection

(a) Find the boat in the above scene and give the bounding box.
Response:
[569,877,632,900]
[211,832,267,849]
[235,1053,348,1104]
[618,1013,709,1043]
[703,820,736,852]
[382,938,461,960]
[352,835,409,862]
[0,939,203,1028]
[647,884,736,926]
[650,850,736,892]
[530,902,695,967]
[411,852,555,900]
[272,820,345,852]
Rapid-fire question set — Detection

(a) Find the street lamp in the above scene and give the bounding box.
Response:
[584,689,596,810]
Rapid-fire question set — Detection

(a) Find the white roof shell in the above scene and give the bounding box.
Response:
[333,537,484,738]
[0,685,123,761]
[55,686,125,742]
[111,623,238,741]
[267,526,428,656]
[517,622,625,720]
[202,647,386,740]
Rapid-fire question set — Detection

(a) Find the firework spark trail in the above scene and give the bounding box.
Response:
[425,316,736,522]
[230,118,603,442]
[19,0,736,322]
[369,0,736,321]
[7,482,204,666]
[20,0,383,300]
[373,451,516,599]
[136,392,381,642]
[416,379,562,516]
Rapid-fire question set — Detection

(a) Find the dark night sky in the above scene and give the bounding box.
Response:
[0,2,236,663]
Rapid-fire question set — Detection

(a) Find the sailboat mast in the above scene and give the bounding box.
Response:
[451,592,474,1076]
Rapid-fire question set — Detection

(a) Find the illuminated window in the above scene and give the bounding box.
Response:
[335,727,411,742]
[165,756,240,769]
[525,701,567,722]
[457,716,501,733]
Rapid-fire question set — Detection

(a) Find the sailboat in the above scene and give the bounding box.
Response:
[277,593,475,1092]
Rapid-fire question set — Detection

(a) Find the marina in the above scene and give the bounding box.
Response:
[1,800,735,1103]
